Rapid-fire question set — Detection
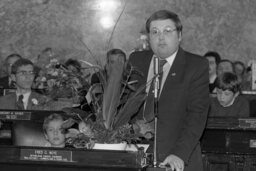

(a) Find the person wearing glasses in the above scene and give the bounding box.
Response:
[0,58,51,110]
[0,54,22,95]
[129,10,209,171]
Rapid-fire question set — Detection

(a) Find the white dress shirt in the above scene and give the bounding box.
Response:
[16,91,31,109]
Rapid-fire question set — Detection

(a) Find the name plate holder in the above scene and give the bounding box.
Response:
[0,111,31,120]
[238,118,256,129]
[20,148,74,162]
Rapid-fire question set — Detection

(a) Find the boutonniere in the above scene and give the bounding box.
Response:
[31,98,39,105]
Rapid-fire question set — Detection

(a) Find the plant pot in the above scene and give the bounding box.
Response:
[93,142,127,151]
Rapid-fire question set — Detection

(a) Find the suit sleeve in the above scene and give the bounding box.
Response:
[172,59,209,164]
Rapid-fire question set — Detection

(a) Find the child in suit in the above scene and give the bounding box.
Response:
[209,72,250,117]
[43,113,66,147]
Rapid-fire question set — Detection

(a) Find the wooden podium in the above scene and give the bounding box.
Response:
[0,110,150,171]
[0,145,147,171]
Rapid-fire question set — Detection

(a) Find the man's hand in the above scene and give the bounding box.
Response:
[159,154,184,171]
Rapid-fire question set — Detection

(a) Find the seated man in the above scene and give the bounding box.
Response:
[209,72,250,117]
[0,58,51,110]
[91,48,127,85]
[217,59,234,76]
[0,54,22,95]
[43,113,66,148]
[204,51,221,93]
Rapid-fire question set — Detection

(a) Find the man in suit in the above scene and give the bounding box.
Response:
[0,58,51,110]
[91,48,127,85]
[129,10,209,171]
[0,54,22,95]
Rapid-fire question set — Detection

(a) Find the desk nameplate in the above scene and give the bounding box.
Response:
[20,148,74,162]
[239,118,256,129]
[0,111,31,120]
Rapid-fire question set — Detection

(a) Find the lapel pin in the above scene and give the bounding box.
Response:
[171,73,176,76]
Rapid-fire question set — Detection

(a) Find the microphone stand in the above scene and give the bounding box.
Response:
[153,56,160,168]
[147,57,167,171]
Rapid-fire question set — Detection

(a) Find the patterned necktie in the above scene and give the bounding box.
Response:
[143,59,167,122]
[16,95,24,110]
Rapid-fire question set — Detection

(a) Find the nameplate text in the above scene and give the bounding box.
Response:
[0,111,31,120]
[20,149,73,162]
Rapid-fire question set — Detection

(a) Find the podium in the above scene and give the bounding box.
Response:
[0,110,150,170]
[0,145,147,171]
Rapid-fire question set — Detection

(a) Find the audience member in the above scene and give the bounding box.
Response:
[65,59,82,74]
[0,54,22,90]
[233,60,248,90]
[64,58,89,106]
[91,48,127,85]
[209,72,249,117]
[0,58,51,110]
[204,51,221,93]
[43,113,66,148]
[217,59,234,76]
[234,60,246,77]
[36,47,54,69]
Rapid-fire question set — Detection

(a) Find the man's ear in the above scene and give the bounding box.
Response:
[178,32,182,42]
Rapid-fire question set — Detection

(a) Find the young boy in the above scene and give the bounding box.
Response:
[43,113,66,148]
[209,72,250,117]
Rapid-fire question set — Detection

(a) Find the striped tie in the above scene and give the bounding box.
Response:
[16,95,24,110]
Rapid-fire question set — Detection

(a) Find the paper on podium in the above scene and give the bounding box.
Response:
[125,144,149,152]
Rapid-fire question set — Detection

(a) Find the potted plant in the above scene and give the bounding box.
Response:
[61,59,147,150]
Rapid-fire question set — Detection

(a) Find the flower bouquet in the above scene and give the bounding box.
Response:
[61,58,147,149]
[34,58,90,106]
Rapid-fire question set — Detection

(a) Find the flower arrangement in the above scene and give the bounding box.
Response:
[34,58,90,103]
[61,59,147,148]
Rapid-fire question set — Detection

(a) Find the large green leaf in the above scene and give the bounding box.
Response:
[102,60,124,130]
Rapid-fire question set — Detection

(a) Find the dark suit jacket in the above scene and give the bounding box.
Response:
[0,91,51,110]
[0,76,9,89]
[129,48,209,171]
[0,76,10,96]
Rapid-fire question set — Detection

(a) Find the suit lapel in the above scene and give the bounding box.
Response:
[162,48,186,91]
[27,92,36,110]
[12,93,18,110]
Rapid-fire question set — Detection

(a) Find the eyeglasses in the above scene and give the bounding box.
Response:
[150,27,177,37]
[16,71,35,76]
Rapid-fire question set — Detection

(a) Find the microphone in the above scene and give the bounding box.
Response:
[153,56,160,98]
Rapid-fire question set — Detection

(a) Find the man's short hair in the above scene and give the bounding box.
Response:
[11,58,34,74]
[43,113,64,133]
[145,10,183,34]
[4,54,22,63]
[216,72,241,93]
[106,48,126,64]
[204,51,221,64]
[64,59,81,72]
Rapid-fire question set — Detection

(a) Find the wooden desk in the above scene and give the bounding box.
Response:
[0,146,146,171]
[201,117,256,171]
